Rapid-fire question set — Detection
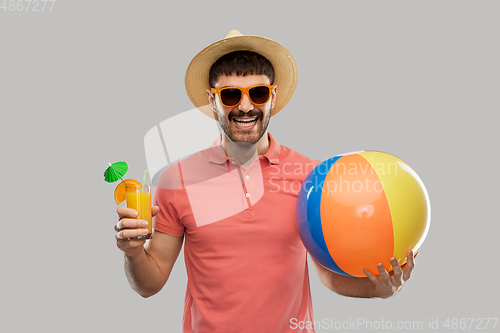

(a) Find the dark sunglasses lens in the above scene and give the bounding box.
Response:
[220,88,241,106]
[249,86,271,104]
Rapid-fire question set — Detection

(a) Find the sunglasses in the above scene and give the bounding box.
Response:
[211,84,275,108]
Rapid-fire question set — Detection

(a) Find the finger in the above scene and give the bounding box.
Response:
[115,218,142,232]
[376,263,391,283]
[151,205,160,217]
[114,219,122,232]
[118,218,149,230]
[117,206,139,219]
[116,227,150,240]
[407,249,415,265]
[363,268,380,284]
[403,250,415,281]
[390,257,403,284]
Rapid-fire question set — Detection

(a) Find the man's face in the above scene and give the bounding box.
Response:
[207,74,276,145]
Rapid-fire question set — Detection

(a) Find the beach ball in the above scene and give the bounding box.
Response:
[296,150,430,277]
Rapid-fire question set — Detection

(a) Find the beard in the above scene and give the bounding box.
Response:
[215,105,271,145]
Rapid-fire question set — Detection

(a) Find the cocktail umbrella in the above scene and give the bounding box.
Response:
[104,161,128,183]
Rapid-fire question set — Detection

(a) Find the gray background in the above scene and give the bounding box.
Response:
[2,0,499,332]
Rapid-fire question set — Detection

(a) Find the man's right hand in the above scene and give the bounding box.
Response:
[115,206,160,256]
[114,205,183,298]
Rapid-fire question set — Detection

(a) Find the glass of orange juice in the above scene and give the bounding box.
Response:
[125,183,152,240]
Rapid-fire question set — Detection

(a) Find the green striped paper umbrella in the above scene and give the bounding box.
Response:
[103,161,128,183]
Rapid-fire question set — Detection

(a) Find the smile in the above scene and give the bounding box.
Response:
[233,116,258,128]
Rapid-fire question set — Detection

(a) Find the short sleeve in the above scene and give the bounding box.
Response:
[152,163,185,237]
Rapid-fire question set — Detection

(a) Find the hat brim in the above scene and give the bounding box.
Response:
[185,34,298,119]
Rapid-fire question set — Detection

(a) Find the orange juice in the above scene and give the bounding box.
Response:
[125,184,152,239]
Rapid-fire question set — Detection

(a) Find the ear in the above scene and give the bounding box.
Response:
[270,85,277,110]
[206,89,219,121]
[206,89,217,112]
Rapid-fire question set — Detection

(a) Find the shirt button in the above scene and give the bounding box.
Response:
[245,193,251,198]
[245,175,250,180]
[230,161,236,165]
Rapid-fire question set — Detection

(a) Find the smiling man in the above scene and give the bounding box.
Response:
[209,72,273,151]
[114,30,416,333]
[207,50,274,149]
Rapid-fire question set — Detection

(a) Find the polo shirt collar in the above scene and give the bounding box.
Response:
[208,135,228,165]
[208,132,282,165]
[262,133,281,165]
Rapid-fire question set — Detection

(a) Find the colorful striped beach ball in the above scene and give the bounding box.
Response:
[296,151,431,277]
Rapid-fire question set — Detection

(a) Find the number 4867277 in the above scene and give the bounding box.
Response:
[1,0,56,11]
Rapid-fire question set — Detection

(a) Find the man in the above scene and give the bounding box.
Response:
[114,30,415,333]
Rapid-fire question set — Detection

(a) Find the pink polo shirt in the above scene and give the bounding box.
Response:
[153,133,319,333]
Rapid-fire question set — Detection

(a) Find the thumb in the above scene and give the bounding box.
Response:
[151,205,160,217]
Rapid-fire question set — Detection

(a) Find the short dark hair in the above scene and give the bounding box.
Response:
[209,51,274,87]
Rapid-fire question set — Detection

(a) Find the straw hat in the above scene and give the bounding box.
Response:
[185,30,298,119]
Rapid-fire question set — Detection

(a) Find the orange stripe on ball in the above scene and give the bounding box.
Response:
[320,154,394,277]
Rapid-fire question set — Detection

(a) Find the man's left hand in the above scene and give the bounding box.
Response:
[363,249,416,299]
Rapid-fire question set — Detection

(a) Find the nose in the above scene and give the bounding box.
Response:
[238,92,254,112]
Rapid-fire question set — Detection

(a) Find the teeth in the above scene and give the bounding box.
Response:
[234,117,258,127]
[234,117,257,122]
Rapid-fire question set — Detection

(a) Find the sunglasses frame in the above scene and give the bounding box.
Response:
[211,84,275,108]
